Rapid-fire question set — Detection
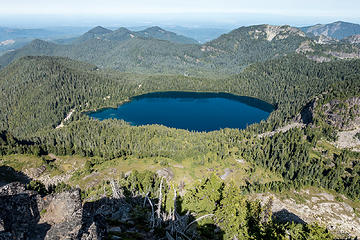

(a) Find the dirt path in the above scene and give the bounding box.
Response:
[56,109,75,129]
[258,122,305,138]
[220,168,233,180]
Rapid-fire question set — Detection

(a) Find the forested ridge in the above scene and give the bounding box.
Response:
[1,54,360,138]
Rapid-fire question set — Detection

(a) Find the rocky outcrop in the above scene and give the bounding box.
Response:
[296,41,315,54]
[294,96,360,129]
[258,122,305,138]
[295,96,360,130]
[335,128,360,150]
[305,55,332,63]
[322,97,360,130]
[315,35,338,44]
[0,182,104,240]
[0,182,49,240]
[42,190,85,240]
[264,25,306,41]
[326,50,360,60]
[344,34,360,44]
[248,25,306,42]
[254,190,360,238]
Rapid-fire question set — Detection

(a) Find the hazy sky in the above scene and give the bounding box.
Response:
[1,0,360,27]
[2,0,359,16]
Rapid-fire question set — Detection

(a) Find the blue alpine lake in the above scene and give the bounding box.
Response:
[87,91,274,132]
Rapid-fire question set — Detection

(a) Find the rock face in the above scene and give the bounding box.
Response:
[42,190,82,224]
[42,190,85,240]
[322,97,360,131]
[264,25,306,41]
[296,41,315,54]
[255,190,360,238]
[0,182,49,240]
[248,25,305,42]
[326,50,360,60]
[315,34,338,44]
[344,34,360,44]
[296,96,360,130]
[0,182,104,240]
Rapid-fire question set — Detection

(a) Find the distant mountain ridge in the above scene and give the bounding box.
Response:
[74,25,198,44]
[87,26,113,35]
[301,21,360,40]
[1,23,360,76]
[136,26,199,44]
[0,24,312,76]
[0,26,89,55]
[0,27,51,42]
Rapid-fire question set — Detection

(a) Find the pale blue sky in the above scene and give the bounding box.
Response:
[1,0,359,27]
[1,0,359,16]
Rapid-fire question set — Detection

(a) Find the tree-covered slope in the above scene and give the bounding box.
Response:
[205,24,307,66]
[222,54,360,123]
[0,56,142,137]
[72,26,114,43]
[0,55,219,137]
[136,26,199,44]
[1,54,360,139]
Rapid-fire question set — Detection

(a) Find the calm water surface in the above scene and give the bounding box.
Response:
[88,92,274,132]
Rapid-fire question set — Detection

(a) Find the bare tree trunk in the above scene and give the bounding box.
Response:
[144,192,155,229]
[185,214,214,232]
[157,177,164,221]
[172,185,177,221]
[110,179,122,199]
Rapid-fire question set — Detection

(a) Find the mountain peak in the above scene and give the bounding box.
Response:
[30,39,47,44]
[28,39,56,48]
[229,24,305,42]
[114,27,132,33]
[136,27,198,44]
[87,26,112,35]
[145,26,165,32]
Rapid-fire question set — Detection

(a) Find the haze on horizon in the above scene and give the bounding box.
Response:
[1,0,360,28]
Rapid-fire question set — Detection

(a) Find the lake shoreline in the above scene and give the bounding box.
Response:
[86,91,274,132]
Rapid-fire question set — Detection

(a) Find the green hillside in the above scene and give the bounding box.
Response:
[1,54,360,138]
